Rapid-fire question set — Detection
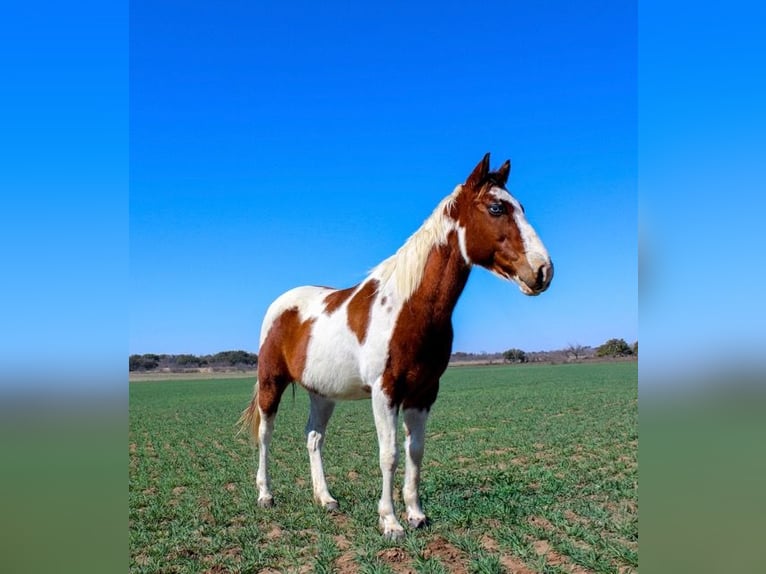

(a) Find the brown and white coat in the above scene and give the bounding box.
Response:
[239,153,553,539]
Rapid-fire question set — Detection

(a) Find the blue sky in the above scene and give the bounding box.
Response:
[130,1,636,356]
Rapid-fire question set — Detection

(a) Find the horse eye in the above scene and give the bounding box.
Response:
[488,203,506,216]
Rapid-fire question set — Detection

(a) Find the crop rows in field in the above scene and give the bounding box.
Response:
[130,362,637,573]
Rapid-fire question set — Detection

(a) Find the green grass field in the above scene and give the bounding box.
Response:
[130,362,637,573]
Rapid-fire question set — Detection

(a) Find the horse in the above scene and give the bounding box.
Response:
[238,153,553,539]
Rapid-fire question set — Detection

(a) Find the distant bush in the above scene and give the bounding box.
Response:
[596,338,633,357]
[129,354,159,371]
[503,348,528,363]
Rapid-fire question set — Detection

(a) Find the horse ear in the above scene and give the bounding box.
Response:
[496,159,511,186]
[465,153,491,190]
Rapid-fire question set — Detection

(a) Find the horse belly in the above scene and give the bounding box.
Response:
[301,314,371,400]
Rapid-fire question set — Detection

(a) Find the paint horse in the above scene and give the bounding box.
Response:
[239,153,553,539]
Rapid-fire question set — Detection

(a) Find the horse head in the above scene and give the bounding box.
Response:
[452,153,553,295]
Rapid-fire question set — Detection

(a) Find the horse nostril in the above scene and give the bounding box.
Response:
[536,266,545,289]
[536,262,553,290]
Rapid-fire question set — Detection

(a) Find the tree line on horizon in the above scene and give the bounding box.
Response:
[500,338,637,364]
[129,338,636,372]
[129,350,258,372]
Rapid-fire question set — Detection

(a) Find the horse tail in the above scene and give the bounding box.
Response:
[236,381,261,443]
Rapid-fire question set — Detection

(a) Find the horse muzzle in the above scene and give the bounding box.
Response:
[516,260,553,296]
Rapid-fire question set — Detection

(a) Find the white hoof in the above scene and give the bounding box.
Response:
[379,517,405,540]
[407,514,428,529]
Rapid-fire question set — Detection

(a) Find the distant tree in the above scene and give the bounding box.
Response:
[632,341,638,356]
[566,343,588,361]
[212,350,258,366]
[129,354,159,371]
[596,338,633,357]
[175,354,202,367]
[503,348,528,363]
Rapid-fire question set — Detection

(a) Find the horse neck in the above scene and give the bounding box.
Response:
[403,230,471,325]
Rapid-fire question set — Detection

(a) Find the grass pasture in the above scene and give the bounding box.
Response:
[130,362,637,573]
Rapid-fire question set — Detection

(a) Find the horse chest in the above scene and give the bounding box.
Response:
[380,316,453,408]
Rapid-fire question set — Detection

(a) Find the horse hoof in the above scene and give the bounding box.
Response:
[408,516,428,529]
[257,497,274,508]
[383,528,406,541]
[323,501,340,512]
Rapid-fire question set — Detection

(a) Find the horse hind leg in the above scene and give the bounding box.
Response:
[306,391,338,511]
[252,374,289,507]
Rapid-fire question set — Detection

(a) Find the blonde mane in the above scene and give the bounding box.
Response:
[372,185,463,301]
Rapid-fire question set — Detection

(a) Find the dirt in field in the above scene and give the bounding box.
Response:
[265,525,283,540]
[479,533,536,574]
[335,549,359,574]
[376,547,415,574]
[330,511,351,528]
[166,546,200,562]
[133,553,150,566]
[531,538,593,574]
[201,546,242,570]
[198,497,215,525]
[564,509,590,526]
[332,533,350,548]
[479,534,499,551]
[528,515,555,531]
[423,536,469,574]
[533,449,555,462]
[498,553,536,574]
[483,447,514,456]
[227,449,241,461]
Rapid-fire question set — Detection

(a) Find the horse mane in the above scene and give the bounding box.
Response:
[372,185,462,301]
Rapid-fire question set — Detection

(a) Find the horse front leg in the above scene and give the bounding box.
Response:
[371,385,405,540]
[402,407,429,528]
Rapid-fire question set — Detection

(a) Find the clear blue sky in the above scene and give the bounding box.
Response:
[130,1,636,356]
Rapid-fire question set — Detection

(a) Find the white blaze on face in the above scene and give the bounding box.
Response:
[489,186,551,271]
